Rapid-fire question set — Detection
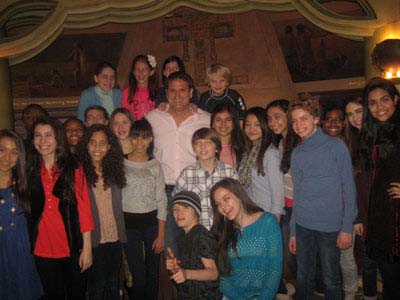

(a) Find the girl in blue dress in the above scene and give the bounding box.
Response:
[0,129,42,300]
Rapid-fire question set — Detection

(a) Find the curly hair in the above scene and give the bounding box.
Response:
[266,99,300,174]
[289,95,321,119]
[76,124,126,189]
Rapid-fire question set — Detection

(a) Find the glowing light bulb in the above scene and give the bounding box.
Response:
[386,71,393,79]
[396,70,400,77]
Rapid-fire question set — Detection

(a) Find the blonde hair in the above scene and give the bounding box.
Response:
[289,94,321,118]
[205,63,231,85]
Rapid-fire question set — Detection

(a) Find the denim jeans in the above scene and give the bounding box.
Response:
[164,187,184,258]
[315,255,324,293]
[124,225,160,300]
[295,224,342,300]
[340,233,358,293]
[87,242,123,300]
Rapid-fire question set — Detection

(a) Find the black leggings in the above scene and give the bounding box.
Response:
[35,254,87,300]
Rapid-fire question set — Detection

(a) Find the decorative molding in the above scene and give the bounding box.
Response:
[293,76,366,93]
[290,0,379,41]
[13,96,79,110]
[0,0,380,65]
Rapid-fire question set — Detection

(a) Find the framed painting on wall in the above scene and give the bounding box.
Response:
[10,33,126,99]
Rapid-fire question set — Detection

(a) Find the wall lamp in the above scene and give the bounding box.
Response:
[372,39,400,80]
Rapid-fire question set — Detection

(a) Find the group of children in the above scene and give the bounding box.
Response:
[1,52,399,300]
[77,55,246,123]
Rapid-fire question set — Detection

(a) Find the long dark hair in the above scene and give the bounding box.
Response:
[211,103,246,165]
[210,178,263,276]
[27,117,77,203]
[0,129,29,212]
[127,54,158,104]
[129,119,155,158]
[77,124,126,189]
[266,99,300,174]
[344,95,363,170]
[161,55,186,86]
[243,107,273,176]
[360,77,400,169]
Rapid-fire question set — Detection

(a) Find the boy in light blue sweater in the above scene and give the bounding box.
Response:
[288,97,357,300]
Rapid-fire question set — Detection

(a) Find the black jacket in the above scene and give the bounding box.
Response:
[28,158,83,255]
[366,126,400,262]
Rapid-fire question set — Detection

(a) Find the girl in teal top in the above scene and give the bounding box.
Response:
[77,61,121,121]
[210,178,282,300]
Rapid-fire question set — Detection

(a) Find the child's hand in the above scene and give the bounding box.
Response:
[166,247,180,274]
[353,223,363,236]
[152,234,164,254]
[388,182,400,199]
[166,257,175,271]
[171,268,187,284]
[158,102,169,111]
[188,103,198,113]
[79,247,92,273]
[289,236,296,254]
[337,231,352,250]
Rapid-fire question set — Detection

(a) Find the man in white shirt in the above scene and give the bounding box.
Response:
[146,72,210,255]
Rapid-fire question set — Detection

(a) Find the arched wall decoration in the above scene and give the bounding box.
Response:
[290,0,378,41]
[0,0,380,66]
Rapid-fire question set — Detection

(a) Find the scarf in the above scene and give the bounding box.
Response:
[95,85,114,116]
[238,140,261,189]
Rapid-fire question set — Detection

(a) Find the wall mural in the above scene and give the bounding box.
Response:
[11,33,126,98]
[273,18,365,82]
[163,10,235,85]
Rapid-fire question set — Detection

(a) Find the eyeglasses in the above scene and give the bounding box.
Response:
[325,117,345,123]
[65,128,84,134]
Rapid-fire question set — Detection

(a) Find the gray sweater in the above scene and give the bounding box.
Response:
[246,144,284,215]
[290,128,357,236]
[122,158,167,221]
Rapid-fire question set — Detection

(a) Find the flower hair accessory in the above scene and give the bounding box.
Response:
[147,54,157,68]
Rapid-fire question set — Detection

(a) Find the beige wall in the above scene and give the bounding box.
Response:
[12,8,366,124]
[114,10,297,108]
